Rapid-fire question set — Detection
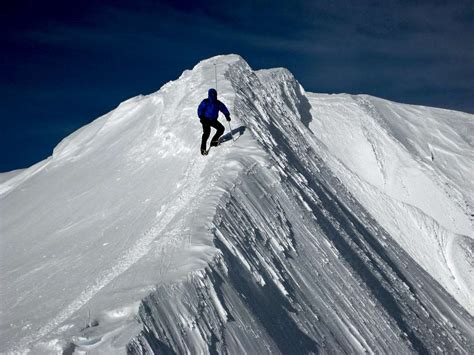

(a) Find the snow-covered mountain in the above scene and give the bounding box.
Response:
[1,55,473,354]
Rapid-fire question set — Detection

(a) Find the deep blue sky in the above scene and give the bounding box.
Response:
[1,1,473,172]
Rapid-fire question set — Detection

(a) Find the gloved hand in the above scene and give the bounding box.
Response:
[226,115,231,122]
[199,115,205,124]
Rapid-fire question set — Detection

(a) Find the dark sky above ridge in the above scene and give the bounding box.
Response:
[1,0,473,171]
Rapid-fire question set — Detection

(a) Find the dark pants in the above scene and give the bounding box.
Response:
[201,119,225,150]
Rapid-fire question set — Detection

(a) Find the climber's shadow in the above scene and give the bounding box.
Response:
[220,125,246,143]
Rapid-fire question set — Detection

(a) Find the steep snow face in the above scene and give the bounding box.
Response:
[129,58,473,354]
[1,55,473,353]
[307,93,474,313]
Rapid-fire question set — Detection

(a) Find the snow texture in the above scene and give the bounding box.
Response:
[1,54,473,354]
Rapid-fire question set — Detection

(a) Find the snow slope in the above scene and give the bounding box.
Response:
[1,55,473,354]
[308,93,474,314]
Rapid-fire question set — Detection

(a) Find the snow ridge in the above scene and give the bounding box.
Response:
[1,54,473,353]
[128,57,473,353]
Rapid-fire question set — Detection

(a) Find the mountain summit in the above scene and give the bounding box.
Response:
[1,55,473,353]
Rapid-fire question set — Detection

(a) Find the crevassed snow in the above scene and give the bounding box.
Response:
[1,54,473,354]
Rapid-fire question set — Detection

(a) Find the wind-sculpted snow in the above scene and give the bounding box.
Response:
[1,54,473,353]
[129,57,473,353]
[308,92,474,313]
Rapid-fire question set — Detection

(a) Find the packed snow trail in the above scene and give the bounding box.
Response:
[15,153,211,349]
[1,55,473,353]
[1,55,245,352]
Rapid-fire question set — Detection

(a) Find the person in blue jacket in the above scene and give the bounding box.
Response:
[197,88,231,155]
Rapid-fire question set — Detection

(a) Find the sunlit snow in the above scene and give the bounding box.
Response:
[1,55,472,353]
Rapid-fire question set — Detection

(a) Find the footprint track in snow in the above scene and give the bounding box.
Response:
[14,141,233,351]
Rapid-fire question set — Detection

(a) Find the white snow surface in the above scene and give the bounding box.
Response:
[0,54,473,353]
[308,93,474,313]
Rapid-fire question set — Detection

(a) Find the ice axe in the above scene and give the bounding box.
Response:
[227,120,235,142]
[215,61,234,142]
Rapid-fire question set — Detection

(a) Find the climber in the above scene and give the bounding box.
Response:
[197,88,231,155]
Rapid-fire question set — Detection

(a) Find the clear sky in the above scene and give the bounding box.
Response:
[2,0,473,172]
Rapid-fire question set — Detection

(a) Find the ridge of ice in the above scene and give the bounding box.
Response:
[1,54,472,353]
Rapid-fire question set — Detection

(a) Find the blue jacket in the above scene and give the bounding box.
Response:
[197,89,230,120]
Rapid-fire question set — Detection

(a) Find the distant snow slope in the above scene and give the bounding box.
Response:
[1,55,473,354]
[308,93,474,314]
